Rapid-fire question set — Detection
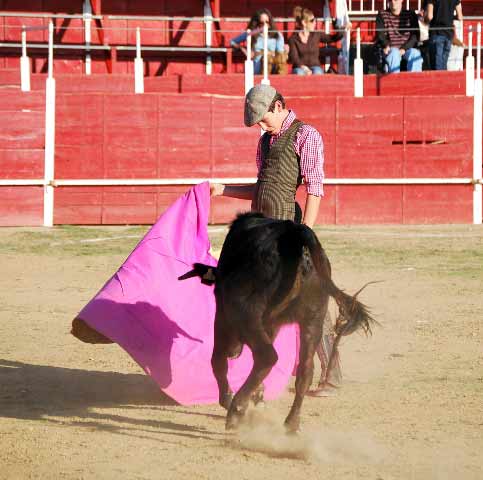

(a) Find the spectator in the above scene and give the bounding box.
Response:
[375,0,423,73]
[230,8,287,75]
[288,6,343,75]
[425,0,463,70]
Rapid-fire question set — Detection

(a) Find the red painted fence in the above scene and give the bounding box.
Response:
[0,76,477,225]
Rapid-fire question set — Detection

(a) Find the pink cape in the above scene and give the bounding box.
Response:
[76,182,297,405]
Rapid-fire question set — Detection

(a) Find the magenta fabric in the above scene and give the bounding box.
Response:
[76,182,297,405]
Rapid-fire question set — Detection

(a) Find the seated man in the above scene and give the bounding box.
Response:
[375,0,423,73]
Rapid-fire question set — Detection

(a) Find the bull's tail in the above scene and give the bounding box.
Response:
[298,226,375,337]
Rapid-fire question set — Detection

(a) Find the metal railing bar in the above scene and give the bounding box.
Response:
[0,12,103,19]
[0,42,110,50]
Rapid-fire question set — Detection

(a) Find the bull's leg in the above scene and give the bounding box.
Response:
[284,323,321,433]
[211,344,233,410]
[211,307,238,410]
[226,334,278,430]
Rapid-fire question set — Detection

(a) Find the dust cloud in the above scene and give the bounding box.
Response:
[231,405,388,464]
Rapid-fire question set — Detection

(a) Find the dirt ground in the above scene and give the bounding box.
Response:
[0,223,482,480]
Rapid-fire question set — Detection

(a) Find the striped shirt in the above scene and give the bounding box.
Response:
[376,9,420,50]
[255,110,324,196]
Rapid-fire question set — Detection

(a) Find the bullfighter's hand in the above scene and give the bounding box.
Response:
[210,183,225,197]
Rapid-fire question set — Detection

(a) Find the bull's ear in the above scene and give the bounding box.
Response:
[201,267,216,285]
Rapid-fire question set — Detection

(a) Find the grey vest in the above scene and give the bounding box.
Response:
[251,119,303,221]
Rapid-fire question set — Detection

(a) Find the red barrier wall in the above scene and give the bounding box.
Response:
[1,71,474,97]
[0,88,477,225]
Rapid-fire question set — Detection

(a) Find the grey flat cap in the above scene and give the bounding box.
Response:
[244,84,277,127]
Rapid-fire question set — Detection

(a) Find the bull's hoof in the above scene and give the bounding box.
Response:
[250,386,265,406]
[219,392,233,410]
[310,382,338,397]
[284,418,300,435]
[226,404,245,430]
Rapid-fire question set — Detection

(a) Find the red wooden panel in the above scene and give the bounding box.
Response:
[56,93,104,147]
[90,57,111,74]
[4,16,45,42]
[169,20,204,48]
[337,185,403,224]
[52,17,84,44]
[54,187,103,224]
[0,110,44,149]
[56,145,104,178]
[127,19,204,48]
[0,186,43,226]
[269,75,353,97]
[0,90,45,110]
[364,71,466,97]
[96,93,159,179]
[211,96,259,178]
[103,19,128,46]
[162,59,208,77]
[104,144,158,178]
[54,75,133,92]
[403,185,473,224]
[336,96,404,178]
[181,74,245,95]
[289,96,337,178]
[144,75,180,93]
[0,149,44,178]
[102,188,158,224]
[157,94,212,178]
[404,96,473,178]
[0,69,20,85]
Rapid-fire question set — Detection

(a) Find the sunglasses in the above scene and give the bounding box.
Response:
[308,17,316,23]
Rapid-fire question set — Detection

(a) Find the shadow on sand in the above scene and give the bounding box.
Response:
[0,359,222,442]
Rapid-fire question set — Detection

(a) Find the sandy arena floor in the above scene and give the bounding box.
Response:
[0,224,482,480]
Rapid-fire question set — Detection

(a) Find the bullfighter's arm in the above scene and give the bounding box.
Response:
[210,183,256,200]
[303,194,321,228]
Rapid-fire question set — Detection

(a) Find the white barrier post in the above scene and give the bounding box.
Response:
[473,23,482,224]
[205,14,213,75]
[20,26,30,91]
[134,27,144,94]
[466,26,474,97]
[354,27,363,97]
[43,21,56,227]
[324,3,331,72]
[83,1,92,75]
[244,29,254,93]
[261,23,270,85]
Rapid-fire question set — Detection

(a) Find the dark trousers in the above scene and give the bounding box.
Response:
[428,34,452,70]
[294,202,302,224]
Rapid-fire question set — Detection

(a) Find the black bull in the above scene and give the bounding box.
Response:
[179,212,375,432]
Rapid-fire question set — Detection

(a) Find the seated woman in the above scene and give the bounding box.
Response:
[230,8,287,75]
[288,6,343,75]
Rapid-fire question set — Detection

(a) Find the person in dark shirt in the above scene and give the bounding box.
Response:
[425,0,463,70]
[288,7,343,75]
[375,0,423,73]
